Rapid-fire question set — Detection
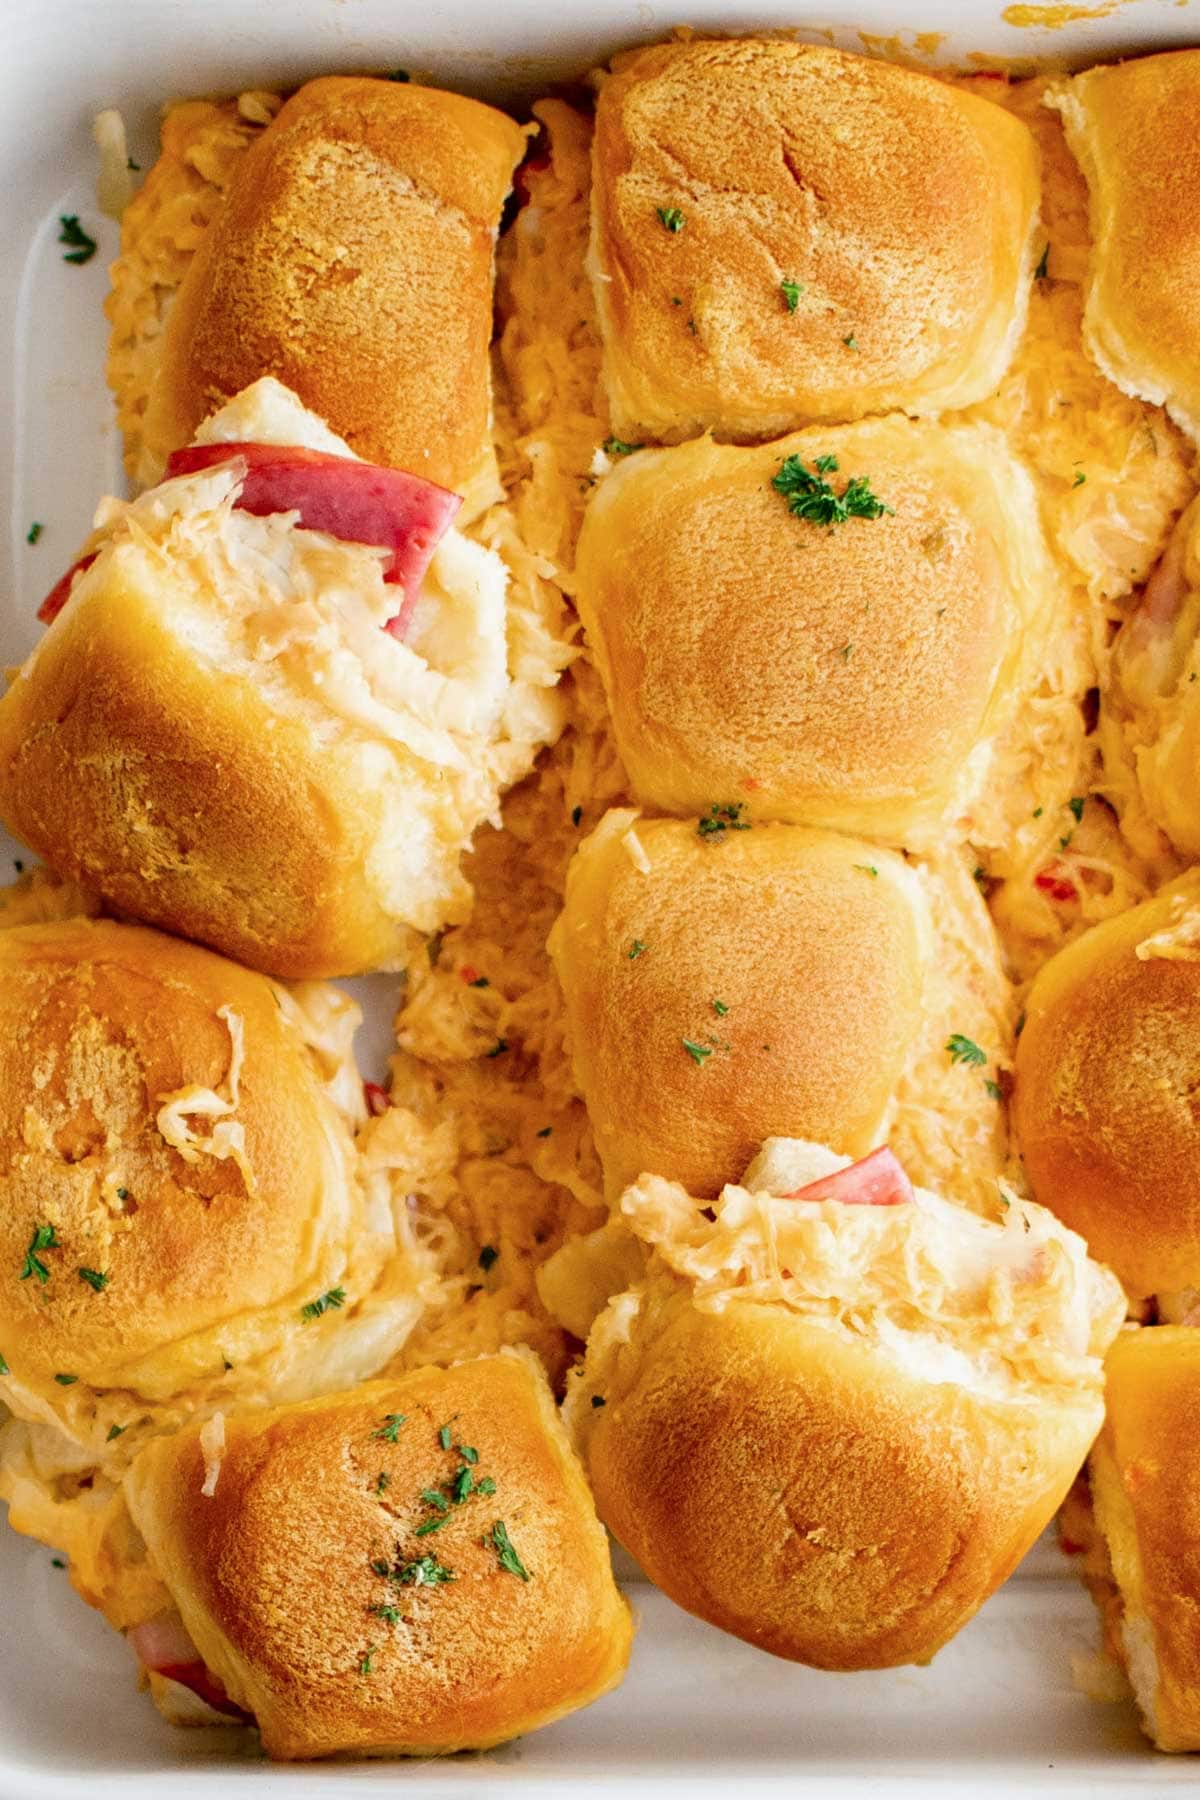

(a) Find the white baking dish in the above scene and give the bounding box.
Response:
[3,1,1199,1792]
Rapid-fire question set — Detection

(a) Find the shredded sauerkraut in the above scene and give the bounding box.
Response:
[155,1005,250,1180]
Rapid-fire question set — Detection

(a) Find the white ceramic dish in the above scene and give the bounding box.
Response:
[4,2,1200,1792]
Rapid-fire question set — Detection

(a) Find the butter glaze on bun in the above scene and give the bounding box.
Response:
[123,1354,633,1759]
[1087,1326,1200,1752]
[1013,871,1200,1301]
[135,77,527,515]
[1049,52,1200,444]
[576,418,1057,846]
[548,811,1013,1203]
[590,39,1039,443]
[0,918,424,1448]
[564,1139,1124,1670]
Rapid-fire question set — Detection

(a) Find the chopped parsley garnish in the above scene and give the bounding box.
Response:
[772,454,892,528]
[395,1554,455,1587]
[478,1245,498,1272]
[972,865,988,889]
[54,1373,78,1386]
[26,522,42,545]
[300,1286,346,1321]
[52,1557,66,1570]
[414,1512,452,1537]
[946,1034,987,1068]
[1068,796,1085,822]
[77,1267,109,1293]
[107,1424,126,1442]
[780,278,804,313]
[629,940,647,960]
[476,1476,497,1496]
[840,642,854,661]
[373,1413,407,1443]
[984,1079,1003,1102]
[116,1187,129,1202]
[1033,807,1044,819]
[591,1394,606,1408]
[376,1472,390,1495]
[1034,243,1050,281]
[458,1445,479,1466]
[438,1424,453,1452]
[853,864,879,877]
[536,1126,553,1138]
[469,975,490,989]
[681,1037,713,1067]
[388,68,411,82]
[843,333,859,350]
[369,1604,403,1626]
[490,1520,530,1581]
[712,998,729,1017]
[656,206,686,232]
[571,805,582,826]
[20,1223,60,1285]
[58,215,97,265]
[1059,832,1074,851]
[451,1466,475,1505]
[1073,469,1087,487]
[371,1559,392,1578]
[421,1488,449,1512]
[359,1646,378,1676]
[485,1039,509,1058]
[0,1353,8,1376]
[602,437,644,457]
[697,801,751,840]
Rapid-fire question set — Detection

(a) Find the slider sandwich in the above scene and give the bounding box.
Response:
[590,39,1039,443]
[0,379,568,979]
[1049,51,1200,444]
[563,1137,1124,1669]
[1069,1325,1200,1752]
[1013,871,1200,1309]
[548,810,1014,1206]
[120,1354,633,1756]
[577,417,1058,848]
[1100,496,1200,864]
[115,76,527,517]
[0,917,429,1593]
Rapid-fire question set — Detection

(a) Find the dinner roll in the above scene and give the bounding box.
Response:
[590,39,1039,443]
[0,382,566,980]
[131,77,527,516]
[1084,1325,1200,1751]
[122,1354,633,1758]
[577,418,1057,846]
[1100,495,1200,864]
[1013,871,1200,1302]
[565,1139,1124,1669]
[0,918,426,1453]
[548,811,1013,1203]
[1049,52,1200,443]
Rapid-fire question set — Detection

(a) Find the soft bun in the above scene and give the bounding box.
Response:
[1049,52,1200,444]
[576,418,1057,846]
[122,1354,633,1759]
[0,384,566,980]
[1013,871,1200,1301]
[1086,1325,1200,1751]
[548,811,1013,1203]
[565,1140,1124,1669]
[0,918,424,1446]
[590,38,1039,443]
[133,77,527,516]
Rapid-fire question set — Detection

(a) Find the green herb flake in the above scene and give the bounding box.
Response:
[946,1034,988,1068]
[373,1413,407,1443]
[853,864,879,878]
[840,642,854,661]
[697,801,751,840]
[656,206,685,233]
[451,1466,475,1505]
[395,1554,455,1587]
[388,68,411,82]
[602,437,644,457]
[106,1424,126,1442]
[536,1126,553,1139]
[1068,796,1085,822]
[58,215,97,265]
[711,998,729,1017]
[369,1604,403,1625]
[485,1039,509,1059]
[421,1487,449,1512]
[972,865,988,889]
[984,1079,1003,1101]
[414,1513,451,1537]
[1059,832,1074,851]
[52,1557,66,1570]
[1032,807,1044,819]
[629,940,647,960]
[54,1373,78,1386]
[26,522,42,545]
[1073,468,1087,487]
[476,1476,497,1496]
[591,1394,607,1409]
[478,1245,498,1272]
[772,454,892,528]
[438,1424,453,1452]
[458,1444,479,1466]
[359,1646,378,1677]
[490,1520,531,1582]
[681,1038,713,1067]
[780,278,804,313]
[116,1187,129,1202]
[1035,243,1050,281]
[469,975,490,989]
[376,1472,390,1495]
[300,1286,346,1322]
[77,1267,109,1293]
[0,1353,8,1376]
[370,1558,392,1578]
[843,333,859,350]
[20,1223,60,1285]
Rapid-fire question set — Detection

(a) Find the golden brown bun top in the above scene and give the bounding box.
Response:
[573,1293,1104,1670]
[591,39,1039,441]
[0,919,359,1403]
[1091,1325,1200,1751]
[575,419,1053,845]
[1050,52,1200,443]
[1013,872,1200,1299]
[139,77,526,509]
[123,1354,632,1760]
[548,813,929,1198]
